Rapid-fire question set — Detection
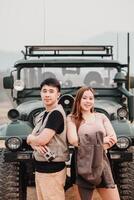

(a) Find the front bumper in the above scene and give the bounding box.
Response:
[3,149,133,163]
[109,150,133,161]
[4,150,33,162]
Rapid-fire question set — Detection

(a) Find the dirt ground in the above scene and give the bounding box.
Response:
[0,102,13,124]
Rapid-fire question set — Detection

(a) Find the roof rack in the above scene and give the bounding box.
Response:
[23,45,113,59]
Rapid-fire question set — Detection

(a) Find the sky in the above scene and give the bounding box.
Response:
[0,0,134,72]
[0,0,134,51]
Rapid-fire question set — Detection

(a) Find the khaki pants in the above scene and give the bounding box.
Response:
[35,168,66,200]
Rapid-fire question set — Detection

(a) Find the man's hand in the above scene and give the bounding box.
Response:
[30,143,47,155]
[34,145,47,155]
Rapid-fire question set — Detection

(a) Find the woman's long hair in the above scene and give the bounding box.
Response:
[71,86,95,130]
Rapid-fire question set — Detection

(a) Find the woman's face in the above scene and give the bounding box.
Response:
[80,90,94,112]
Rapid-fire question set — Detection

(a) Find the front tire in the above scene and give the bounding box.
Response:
[113,158,134,200]
[0,150,27,200]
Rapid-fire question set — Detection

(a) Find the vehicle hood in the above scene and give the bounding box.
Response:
[17,100,43,116]
[95,99,121,117]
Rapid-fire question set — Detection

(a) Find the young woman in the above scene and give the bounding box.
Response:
[67,86,120,200]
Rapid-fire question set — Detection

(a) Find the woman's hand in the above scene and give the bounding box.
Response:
[104,136,116,146]
[103,135,117,150]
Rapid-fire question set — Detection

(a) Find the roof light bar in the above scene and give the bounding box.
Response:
[24,45,113,59]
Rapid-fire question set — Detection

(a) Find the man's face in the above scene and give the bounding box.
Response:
[40,85,60,107]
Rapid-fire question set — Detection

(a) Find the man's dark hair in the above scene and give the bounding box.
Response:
[40,78,61,92]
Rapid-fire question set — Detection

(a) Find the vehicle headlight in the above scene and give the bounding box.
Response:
[5,137,22,151]
[116,136,131,149]
[14,80,24,91]
[117,107,128,118]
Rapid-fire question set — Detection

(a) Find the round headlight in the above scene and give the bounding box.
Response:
[116,136,131,149]
[5,137,22,151]
[14,80,24,91]
[117,107,128,118]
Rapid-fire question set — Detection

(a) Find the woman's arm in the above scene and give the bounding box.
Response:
[102,114,117,150]
[67,115,79,147]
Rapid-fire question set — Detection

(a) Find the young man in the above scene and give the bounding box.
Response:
[27,78,69,200]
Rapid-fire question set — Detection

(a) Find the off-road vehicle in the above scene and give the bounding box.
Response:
[1,44,134,200]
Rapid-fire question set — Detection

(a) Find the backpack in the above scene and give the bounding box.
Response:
[77,131,104,185]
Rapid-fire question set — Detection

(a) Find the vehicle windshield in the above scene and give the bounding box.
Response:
[20,66,117,89]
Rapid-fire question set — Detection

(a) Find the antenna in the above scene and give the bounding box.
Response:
[116,32,119,60]
[127,32,130,90]
[43,0,46,44]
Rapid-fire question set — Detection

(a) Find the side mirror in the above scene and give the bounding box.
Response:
[130,76,134,88]
[3,76,14,89]
[114,72,126,83]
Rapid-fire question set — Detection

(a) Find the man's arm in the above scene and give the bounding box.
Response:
[27,110,63,146]
[27,128,55,146]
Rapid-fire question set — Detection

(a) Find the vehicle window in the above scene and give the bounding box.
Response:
[20,66,117,89]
